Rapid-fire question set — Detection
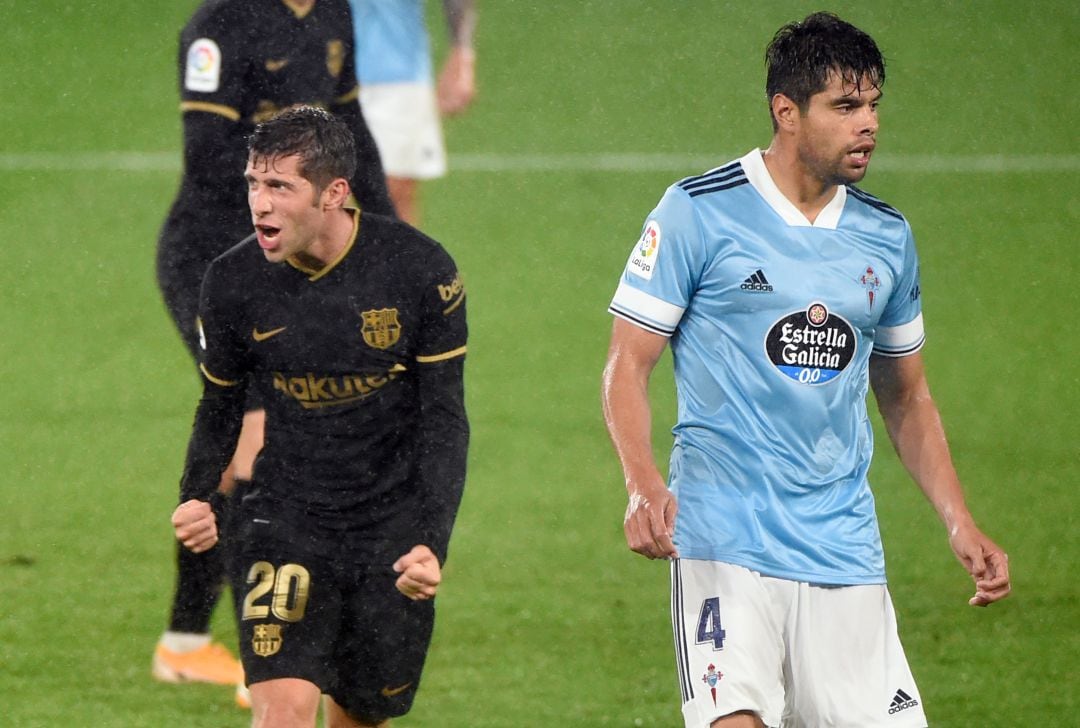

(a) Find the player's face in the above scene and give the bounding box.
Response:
[794,71,881,185]
[245,153,326,263]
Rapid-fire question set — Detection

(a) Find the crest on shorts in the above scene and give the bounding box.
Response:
[701,663,723,706]
[252,624,283,657]
[360,308,402,350]
[326,40,344,78]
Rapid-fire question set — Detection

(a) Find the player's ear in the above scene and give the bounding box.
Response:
[770,93,798,132]
[321,177,351,210]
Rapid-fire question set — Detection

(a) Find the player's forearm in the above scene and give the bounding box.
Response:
[178,380,245,502]
[416,359,469,563]
[878,385,974,533]
[602,359,665,492]
[442,0,476,48]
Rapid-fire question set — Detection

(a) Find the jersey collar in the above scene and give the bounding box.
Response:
[740,148,846,230]
[286,207,361,281]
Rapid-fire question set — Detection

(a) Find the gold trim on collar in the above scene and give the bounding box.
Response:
[281,0,315,19]
[287,207,361,281]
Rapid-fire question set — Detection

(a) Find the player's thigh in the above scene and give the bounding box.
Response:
[229,517,342,690]
[324,566,436,724]
[359,83,446,179]
[673,559,786,728]
[783,583,927,727]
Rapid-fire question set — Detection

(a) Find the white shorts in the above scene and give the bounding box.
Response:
[359,82,447,180]
[672,559,927,728]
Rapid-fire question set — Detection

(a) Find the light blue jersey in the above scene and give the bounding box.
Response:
[609,149,924,585]
[350,0,432,84]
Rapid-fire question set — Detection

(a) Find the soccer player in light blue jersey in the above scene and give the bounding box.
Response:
[601,13,1010,728]
[349,0,477,226]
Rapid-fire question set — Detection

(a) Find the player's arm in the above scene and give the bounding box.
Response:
[172,266,248,553]
[869,352,1010,606]
[601,318,678,560]
[173,375,245,553]
[437,0,477,115]
[394,259,469,600]
[179,112,247,197]
[177,15,248,201]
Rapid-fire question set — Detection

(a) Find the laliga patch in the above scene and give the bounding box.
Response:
[628,220,661,280]
[185,37,221,93]
[765,302,856,385]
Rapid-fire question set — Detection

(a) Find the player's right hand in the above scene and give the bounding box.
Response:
[624,480,679,560]
[172,499,218,553]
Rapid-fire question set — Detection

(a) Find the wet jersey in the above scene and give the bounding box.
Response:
[182,210,467,562]
[608,149,924,585]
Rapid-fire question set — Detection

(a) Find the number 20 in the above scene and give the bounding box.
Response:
[241,561,311,622]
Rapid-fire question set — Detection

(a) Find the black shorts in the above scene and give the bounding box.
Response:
[228,507,435,722]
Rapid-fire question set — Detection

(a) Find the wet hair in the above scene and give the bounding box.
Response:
[247,105,356,190]
[765,12,885,129]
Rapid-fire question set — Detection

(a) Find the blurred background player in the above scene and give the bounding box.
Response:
[153,0,393,697]
[349,0,477,227]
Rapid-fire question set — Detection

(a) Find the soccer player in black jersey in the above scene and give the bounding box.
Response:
[172,105,467,728]
[154,0,395,690]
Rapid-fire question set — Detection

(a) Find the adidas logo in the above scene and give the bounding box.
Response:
[740,269,773,292]
[887,688,919,715]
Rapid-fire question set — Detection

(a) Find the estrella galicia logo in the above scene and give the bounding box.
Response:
[765,302,857,385]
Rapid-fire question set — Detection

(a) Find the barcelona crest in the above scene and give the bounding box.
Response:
[252,624,283,657]
[360,308,402,350]
[326,40,344,78]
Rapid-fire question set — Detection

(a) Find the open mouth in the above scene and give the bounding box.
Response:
[255,224,281,248]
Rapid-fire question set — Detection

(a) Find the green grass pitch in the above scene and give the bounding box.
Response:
[0,1,1077,725]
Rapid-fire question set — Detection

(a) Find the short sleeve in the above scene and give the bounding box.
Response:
[179,9,248,120]
[608,185,705,336]
[195,262,247,387]
[874,221,925,357]
[414,249,468,365]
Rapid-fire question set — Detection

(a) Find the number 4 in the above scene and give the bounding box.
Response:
[696,596,726,650]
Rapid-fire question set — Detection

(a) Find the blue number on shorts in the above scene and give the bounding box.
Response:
[695,597,726,650]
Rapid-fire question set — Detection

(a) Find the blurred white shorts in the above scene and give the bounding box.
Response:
[359,82,447,180]
[671,559,927,728]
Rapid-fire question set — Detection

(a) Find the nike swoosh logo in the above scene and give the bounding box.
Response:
[252,326,287,342]
[380,682,412,697]
[265,59,289,72]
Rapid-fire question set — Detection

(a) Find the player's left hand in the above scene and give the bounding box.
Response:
[948,520,1011,607]
[437,46,476,116]
[393,545,442,601]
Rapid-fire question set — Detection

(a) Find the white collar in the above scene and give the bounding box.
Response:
[739,148,845,229]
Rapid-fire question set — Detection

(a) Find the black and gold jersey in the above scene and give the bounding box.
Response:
[181,210,467,561]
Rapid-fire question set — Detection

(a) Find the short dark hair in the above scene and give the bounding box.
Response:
[247,105,356,190]
[765,12,885,128]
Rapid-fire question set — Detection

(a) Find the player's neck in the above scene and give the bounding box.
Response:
[295,207,356,271]
[760,144,838,225]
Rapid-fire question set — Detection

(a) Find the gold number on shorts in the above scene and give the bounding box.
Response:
[241,561,311,623]
[271,563,311,622]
